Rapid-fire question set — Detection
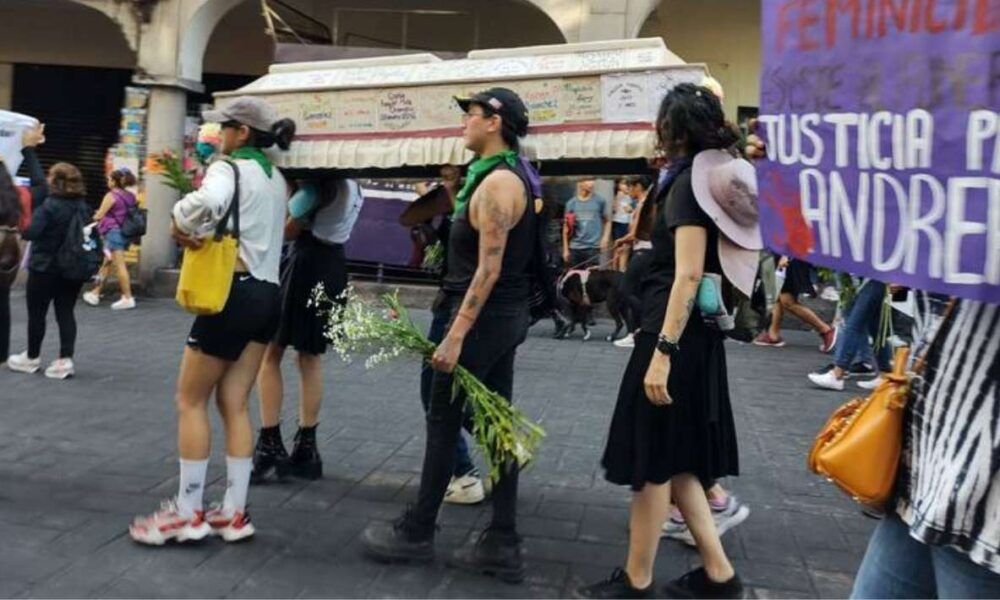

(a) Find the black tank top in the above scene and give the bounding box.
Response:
[442,164,535,306]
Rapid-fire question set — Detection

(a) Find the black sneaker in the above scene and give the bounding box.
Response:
[448,529,524,584]
[250,426,291,484]
[289,425,322,480]
[663,567,744,599]
[849,361,876,376]
[575,568,654,599]
[361,509,435,563]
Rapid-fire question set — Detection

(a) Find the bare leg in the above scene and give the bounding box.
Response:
[624,481,672,589]
[673,473,735,582]
[176,347,230,459]
[256,343,285,428]
[767,299,785,339]
[779,293,831,333]
[297,352,324,427]
[111,250,132,298]
[90,258,112,296]
[217,342,269,458]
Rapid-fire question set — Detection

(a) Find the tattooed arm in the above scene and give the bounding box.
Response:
[644,225,708,405]
[430,170,527,373]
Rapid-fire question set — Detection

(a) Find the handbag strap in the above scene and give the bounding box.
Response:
[214,159,241,241]
[913,297,958,376]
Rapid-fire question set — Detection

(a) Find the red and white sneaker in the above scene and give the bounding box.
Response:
[205,504,256,542]
[129,499,210,546]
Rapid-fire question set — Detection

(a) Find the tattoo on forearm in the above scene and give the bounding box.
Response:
[465,294,480,311]
[486,246,503,257]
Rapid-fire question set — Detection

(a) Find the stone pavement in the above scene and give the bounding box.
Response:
[0,293,875,599]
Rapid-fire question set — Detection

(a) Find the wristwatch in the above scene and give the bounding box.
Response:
[655,335,680,358]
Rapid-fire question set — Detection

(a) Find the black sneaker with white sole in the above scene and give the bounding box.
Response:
[663,567,744,599]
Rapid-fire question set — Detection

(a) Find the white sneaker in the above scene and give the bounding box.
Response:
[129,498,211,546]
[662,496,751,546]
[111,296,136,311]
[820,286,840,302]
[205,504,256,542]
[7,352,40,374]
[443,473,486,505]
[857,375,887,391]
[808,369,845,391]
[82,291,100,306]
[44,358,74,380]
[613,333,635,348]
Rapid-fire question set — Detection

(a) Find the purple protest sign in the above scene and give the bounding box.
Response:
[757,0,1000,303]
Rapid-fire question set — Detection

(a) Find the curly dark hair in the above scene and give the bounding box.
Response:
[656,83,740,160]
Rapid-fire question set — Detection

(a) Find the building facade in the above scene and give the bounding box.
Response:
[0,0,762,280]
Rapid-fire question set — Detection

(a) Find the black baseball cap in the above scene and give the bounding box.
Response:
[455,87,529,137]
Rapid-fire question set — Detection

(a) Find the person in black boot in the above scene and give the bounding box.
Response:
[252,179,364,483]
[360,88,535,582]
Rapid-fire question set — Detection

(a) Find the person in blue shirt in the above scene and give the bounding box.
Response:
[562,179,611,268]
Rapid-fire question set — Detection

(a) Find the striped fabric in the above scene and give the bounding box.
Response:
[896,295,1000,574]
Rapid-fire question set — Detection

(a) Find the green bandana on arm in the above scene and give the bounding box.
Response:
[451,150,519,219]
[230,146,274,178]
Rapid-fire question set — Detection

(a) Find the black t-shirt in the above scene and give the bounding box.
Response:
[639,168,723,334]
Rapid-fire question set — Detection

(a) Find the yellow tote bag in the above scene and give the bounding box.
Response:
[175,160,241,315]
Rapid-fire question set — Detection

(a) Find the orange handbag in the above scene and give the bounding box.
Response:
[808,299,956,507]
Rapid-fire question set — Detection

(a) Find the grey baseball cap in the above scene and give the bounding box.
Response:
[203,96,278,132]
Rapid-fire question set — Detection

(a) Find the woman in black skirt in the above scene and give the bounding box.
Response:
[578,84,744,599]
[252,179,364,482]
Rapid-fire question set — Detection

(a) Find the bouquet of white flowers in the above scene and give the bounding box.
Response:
[312,286,545,481]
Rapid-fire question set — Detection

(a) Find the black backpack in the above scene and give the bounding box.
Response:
[113,191,146,242]
[56,205,103,281]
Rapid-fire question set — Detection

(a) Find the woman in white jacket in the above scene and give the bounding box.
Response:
[130,97,296,545]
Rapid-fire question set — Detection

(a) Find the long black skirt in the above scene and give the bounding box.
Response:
[601,316,739,491]
[274,232,347,355]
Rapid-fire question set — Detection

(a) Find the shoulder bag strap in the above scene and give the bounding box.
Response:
[214,159,241,241]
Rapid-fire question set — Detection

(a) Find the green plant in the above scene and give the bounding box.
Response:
[312,286,545,481]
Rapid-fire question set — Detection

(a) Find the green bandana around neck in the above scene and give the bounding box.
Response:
[452,150,519,219]
[230,146,273,178]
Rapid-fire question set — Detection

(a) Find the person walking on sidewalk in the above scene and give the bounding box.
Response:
[397,169,486,505]
[251,178,363,483]
[82,168,138,311]
[361,87,536,583]
[128,97,295,546]
[563,179,611,268]
[754,256,837,352]
[807,279,892,391]
[8,163,94,380]
[578,84,746,599]
[1,124,46,369]
[612,175,655,349]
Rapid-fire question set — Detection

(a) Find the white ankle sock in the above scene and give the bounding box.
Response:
[177,458,208,517]
[222,456,253,515]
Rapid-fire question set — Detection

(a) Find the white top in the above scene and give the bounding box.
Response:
[172,158,288,284]
[311,179,364,245]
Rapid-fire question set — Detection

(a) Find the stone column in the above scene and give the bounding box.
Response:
[139,84,187,284]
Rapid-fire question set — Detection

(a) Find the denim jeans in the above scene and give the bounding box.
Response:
[421,295,475,477]
[852,513,1000,598]
[411,296,530,536]
[834,280,892,372]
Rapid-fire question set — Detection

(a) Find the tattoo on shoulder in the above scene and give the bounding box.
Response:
[480,188,517,231]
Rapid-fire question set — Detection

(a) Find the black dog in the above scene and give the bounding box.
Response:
[557,268,625,341]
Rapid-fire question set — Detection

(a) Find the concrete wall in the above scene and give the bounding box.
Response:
[639,0,762,120]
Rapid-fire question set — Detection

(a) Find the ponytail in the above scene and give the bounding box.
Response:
[271,118,296,151]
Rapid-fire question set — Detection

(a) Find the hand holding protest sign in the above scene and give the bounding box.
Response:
[756,0,1000,303]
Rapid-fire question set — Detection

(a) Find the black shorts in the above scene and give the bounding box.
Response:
[187,274,280,361]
